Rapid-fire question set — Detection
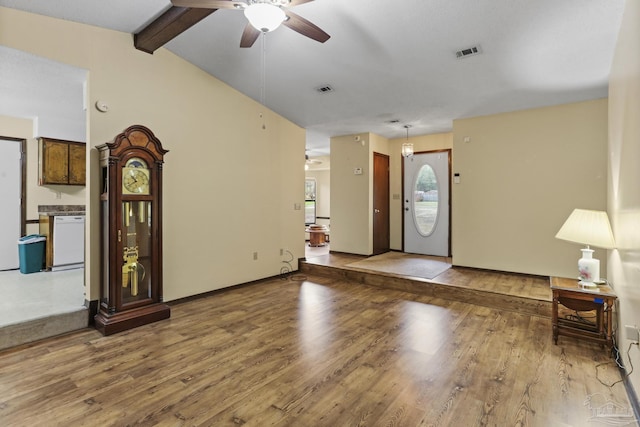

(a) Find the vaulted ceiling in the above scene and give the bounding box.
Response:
[0,0,626,154]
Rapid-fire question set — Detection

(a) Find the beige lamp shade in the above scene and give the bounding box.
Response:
[555,209,616,249]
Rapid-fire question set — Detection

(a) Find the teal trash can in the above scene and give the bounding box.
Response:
[18,234,46,274]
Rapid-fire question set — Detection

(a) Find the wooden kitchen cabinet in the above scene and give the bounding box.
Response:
[38,137,86,185]
[38,215,54,270]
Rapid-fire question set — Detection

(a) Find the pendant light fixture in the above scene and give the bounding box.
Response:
[402,124,414,157]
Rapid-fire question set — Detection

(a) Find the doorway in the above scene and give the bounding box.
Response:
[403,150,450,256]
[0,47,87,342]
[373,152,390,255]
[0,138,25,271]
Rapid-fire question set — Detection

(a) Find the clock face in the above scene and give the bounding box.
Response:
[123,158,150,195]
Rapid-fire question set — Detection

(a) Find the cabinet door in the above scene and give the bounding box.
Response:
[68,143,86,185]
[41,140,69,184]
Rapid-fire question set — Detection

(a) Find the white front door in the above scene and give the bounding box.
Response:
[0,139,22,270]
[403,151,450,256]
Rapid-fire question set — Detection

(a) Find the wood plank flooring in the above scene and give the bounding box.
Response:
[303,252,552,301]
[301,253,553,319]
[0,272,635,426]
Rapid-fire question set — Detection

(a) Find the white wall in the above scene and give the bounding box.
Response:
[608,0,640,399]
[452,99,608,277]
[0,45,87,142]
[1,7,305,302]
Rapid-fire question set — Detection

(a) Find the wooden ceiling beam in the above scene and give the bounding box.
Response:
[134,6,217,54]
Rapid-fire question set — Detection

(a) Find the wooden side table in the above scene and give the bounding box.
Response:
[550,276,616,350]
[306,225,328,247]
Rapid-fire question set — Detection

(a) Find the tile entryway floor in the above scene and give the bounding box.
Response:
[0,268,84,327]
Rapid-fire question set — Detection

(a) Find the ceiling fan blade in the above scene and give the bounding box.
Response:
[171,0,242,9]
[240,23,261,48]
[288,0,315,6]
[283,11,330,43]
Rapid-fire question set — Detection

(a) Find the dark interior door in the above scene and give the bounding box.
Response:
[373,152,390,255]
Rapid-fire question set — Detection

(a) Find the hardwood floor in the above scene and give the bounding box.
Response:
[303,252,552,301]
[301,253,553,319]
[0,272,635,426]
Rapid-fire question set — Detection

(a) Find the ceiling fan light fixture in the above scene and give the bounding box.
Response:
[245,3,286,33]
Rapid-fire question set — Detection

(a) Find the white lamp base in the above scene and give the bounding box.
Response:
[578,280,598,289]
[578,248,599,288]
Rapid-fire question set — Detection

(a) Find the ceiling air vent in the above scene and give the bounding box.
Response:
[315,84,334,94]
[456,45,481,59]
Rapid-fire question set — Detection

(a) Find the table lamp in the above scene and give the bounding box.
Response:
[555,209,616,287]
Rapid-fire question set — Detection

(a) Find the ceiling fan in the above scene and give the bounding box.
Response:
[305,154,322,170]
[305,154,322,164]
[170,0,330,48]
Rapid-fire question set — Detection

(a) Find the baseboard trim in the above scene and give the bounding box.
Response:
[168,270,301,307]
[620,364,640,421]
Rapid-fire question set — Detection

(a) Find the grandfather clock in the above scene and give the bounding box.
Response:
[94,125,170,335]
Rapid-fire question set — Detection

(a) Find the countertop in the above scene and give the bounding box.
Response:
[38,205,85,216]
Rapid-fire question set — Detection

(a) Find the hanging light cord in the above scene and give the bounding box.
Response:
[258,32,267,129]
[260,31,266,107]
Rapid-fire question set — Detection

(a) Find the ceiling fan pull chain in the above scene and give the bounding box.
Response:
[261,31,267,130]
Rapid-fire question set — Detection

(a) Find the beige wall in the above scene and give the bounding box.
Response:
[608,0,640,398]
[452,99,608,277]
[1,7,305,301]
[0,115,86,235]
[330,133,372,254]
[0,115,32,139]
[330,131,453,254]
[388,133,453,250]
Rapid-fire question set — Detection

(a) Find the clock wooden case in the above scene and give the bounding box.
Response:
[95,125,170,335]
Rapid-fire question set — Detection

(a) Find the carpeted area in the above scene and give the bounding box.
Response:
[345,251,451,280]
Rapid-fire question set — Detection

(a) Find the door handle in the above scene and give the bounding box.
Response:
[405,208,409,211]
[374,209,380,213]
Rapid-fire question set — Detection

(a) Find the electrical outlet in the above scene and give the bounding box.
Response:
[280,248,283,256]
[253,252,258,261]
[625,325,639,342]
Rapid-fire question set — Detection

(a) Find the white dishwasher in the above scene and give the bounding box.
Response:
[52,215,85,271]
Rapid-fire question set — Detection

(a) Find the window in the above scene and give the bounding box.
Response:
[305,178,316,225]
[412,165,438,236]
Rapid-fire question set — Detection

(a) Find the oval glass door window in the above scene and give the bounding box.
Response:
[413,164,439,236]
